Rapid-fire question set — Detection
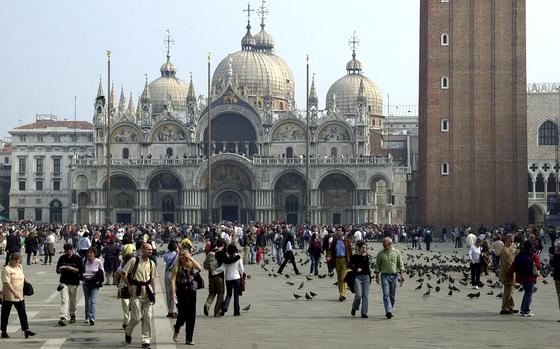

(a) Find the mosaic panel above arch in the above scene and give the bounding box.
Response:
[272,122,306,141]
[317,123,351,142]
[111,125,141,143]
[151,123,187,143]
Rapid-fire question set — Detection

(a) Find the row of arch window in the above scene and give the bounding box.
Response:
[529,173,558,192]
[121,147,174,159]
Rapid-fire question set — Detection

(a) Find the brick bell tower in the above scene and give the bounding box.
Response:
[418,0,528,227]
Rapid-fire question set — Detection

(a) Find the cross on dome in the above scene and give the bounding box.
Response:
[164,29,175,61]
[348,31,360,59]
[258,0,269,28]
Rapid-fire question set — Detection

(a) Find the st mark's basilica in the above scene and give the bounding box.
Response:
[65,10,410,226]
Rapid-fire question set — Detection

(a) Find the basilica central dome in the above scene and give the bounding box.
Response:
[212,21,295,109]
[148,55,188,114]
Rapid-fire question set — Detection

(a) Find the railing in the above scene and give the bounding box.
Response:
[71,155,393,167]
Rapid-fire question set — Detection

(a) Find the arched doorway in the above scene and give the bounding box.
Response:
[371,177,390,224]
[203,113,258,155]
[204,161,254,223]
[528,205,544,225]
[215,191,243,222]
[49,199,63,223]
[274,172,306,224]
[149,173,182,222]
[318,173,355,224]
[77,192,89,225]
[104,175,137,223]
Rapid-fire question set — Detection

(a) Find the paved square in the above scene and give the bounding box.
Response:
[1,241,558,349]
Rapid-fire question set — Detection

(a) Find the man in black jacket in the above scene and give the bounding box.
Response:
[5,229,21,266]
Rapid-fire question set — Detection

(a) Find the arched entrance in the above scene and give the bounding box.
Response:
[104,175,137,223]
[371,176,390,224]
[50,199,63,223]
[274,172,306,224]
[528,205,544,225]
[77,192,89,225]
[215,191,243,222]
[149,173,182,222]
[318,173,356,225]
[204,161,254,223]
[203,113,258,155]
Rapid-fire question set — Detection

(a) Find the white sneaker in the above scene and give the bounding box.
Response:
[473,286,479,290]
[524,313,534,317]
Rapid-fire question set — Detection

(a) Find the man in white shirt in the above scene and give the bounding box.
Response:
[466,229,477,249]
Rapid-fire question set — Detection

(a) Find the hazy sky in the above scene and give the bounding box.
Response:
[0,0,558,138]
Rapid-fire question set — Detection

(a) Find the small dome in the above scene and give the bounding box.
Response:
[326,74,383,116]
[346,58,362,74]
[254,29,275,52]
[148,57,188,114]
[241,29,256,49]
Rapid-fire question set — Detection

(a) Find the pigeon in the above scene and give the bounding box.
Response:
[298,282,305,290]
[427,283,433,289]
[306,276,313,281]
[268,273,272,277]
[246,275,251,280]
[435,286,441,293]
[285,274,291,279]
[473,292,480,298]
[318,274,327,279]
[293,293,303,299]
[333,281,339,286]
[467,293,476,299]
[305,293,312,300]
[486,291,494,296]
[496,292,503,298]
[543,279,549,285]
[423,289,431,297]
[273,274,278,278]
[242,304,251,312]
[309,291,318,297]
[415,283,423,290]
[448,290,453,296]
[286,282,295,286]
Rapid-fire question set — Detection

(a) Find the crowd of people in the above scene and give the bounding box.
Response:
[0,220,559,347]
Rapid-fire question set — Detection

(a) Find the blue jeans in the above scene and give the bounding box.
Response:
[381,274,398,314]
[83,284,100,320]
[249,245,256,264]
[352,274,370,316]
[222,279,241,315]
[309,254,320,275]
[520,282,534,314]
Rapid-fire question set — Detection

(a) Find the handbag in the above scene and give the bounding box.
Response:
[119,284,131,299]
[23,280,34,296]
[193,272,205,290]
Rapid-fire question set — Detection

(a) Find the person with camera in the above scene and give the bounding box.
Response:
[55,243,84,326]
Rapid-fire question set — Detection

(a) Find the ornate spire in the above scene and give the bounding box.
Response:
[118,86,126,113]
[187,72,196,101]
[346,31,362,74]
[141,74,151,102]
[164,29,174,63]
[357,78,366,102]
[258,0,268,30]
[241,3,256,50]
[349,31,359,60]
[160,30,177,77]
[96,77,104,99]
[135,95,142,119]
[309,74,318,105]
[127,91,135,115]
[109,82,116,110]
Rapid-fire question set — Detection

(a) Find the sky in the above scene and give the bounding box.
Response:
[0,0,558,138]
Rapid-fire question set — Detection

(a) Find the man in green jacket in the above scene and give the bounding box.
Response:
[374,237,405,319]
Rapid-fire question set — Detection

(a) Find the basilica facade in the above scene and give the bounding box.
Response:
[67,17,409,226]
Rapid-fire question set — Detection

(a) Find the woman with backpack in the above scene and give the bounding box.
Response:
[510,240,542,317]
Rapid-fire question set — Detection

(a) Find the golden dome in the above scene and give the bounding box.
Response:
[148,56,188,114]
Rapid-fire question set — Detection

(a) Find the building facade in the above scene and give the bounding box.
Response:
[418,0,528,227]
[527,83,560,225]
[67,14,410,225]
[8,115,93,223]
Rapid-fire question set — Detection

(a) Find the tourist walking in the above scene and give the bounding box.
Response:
[82,247,104,325]
[277,233,300,275]
[43,230,56,265]
[171,249,202,345]
[115,253,134,329]
[24,232,39,265]
[374,237,405,319]
[221,244,244,316]
[327,227,352,301]
[1,252,35,339]
[510,240,542,317]
[549,240,560,322]
[468,238,483,289]
[349,241,371,318]
[308,233,322,276]
[56,243,84,326]
[5,229,21,266]
[123,243,158,348]
[164,241,179,318]
[499,234,518,315]
[103,238,121,285]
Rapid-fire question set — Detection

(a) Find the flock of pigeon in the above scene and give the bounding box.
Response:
[194,242,555,313]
